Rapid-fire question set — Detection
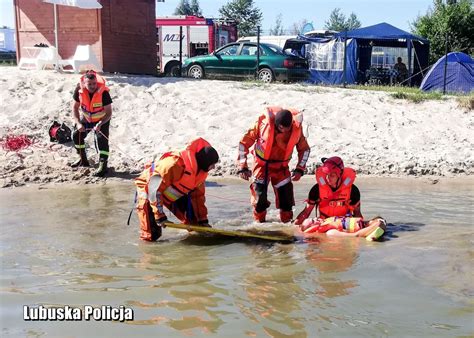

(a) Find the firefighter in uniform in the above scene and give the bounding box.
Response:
[237,107,311,223]
[134,138,219,241]
[71,70,112,177]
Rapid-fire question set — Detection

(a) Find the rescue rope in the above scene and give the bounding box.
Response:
[0,134,35,152]
[92,128,138,163]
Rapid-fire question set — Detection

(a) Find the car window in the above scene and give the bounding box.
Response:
[264,44,286,55]
[241,44,266,56]
[217,45,238,56]
[240,45,257,56]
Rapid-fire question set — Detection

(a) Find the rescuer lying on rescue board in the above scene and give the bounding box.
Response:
[293,156,385,240]
[70,70,112,177]
[134,138,219,241]
[237,107,310,223]
[297,216,386,240]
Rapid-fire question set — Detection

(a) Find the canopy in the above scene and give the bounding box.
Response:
[335,22,428,43]
[43,0,102,9]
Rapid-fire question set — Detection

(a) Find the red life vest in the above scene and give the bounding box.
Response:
[79,74,109,123]
[316,167,356,218]
[254,106,302,167]
[160,138,210,203]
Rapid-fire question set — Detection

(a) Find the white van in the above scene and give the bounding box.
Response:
[237,35,297,49]
[237,35,309,58]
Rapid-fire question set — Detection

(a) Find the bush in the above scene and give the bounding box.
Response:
[456,94,474,110]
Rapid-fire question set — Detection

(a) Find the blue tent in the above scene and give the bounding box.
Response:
[420,52,474,93]
[299,35,358,85]
[334,23,430,85]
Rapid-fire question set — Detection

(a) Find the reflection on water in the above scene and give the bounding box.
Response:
[0,179,473,337]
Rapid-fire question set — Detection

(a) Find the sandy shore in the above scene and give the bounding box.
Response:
[0,67,472,188]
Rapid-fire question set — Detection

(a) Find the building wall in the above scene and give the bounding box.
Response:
[14,0,157,75]
[14,0,101,64]
[100,0,157,75]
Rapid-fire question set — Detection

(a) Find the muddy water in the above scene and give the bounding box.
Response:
[0,178,473,337]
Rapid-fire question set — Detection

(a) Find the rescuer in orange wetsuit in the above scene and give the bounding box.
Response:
[237,107,311,223]
[134,138,219,241]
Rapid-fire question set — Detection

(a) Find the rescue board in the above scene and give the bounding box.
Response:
[164,222,295,243]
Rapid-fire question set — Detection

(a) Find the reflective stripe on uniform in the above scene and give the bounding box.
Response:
[298,149,310,168]
[148,175,162,204]
[274,176,291,188]
[238,143,247,163]
[162,185,184,202]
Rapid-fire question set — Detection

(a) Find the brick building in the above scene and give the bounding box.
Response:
[14,0,157,75]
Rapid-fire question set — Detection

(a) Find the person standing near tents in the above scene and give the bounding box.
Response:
[237,107,310,223]
[70,70,112,177]
[134,138,219,242]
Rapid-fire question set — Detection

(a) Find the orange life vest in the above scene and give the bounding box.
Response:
[316,167,356,218]
[303,216,363,234]
[79,74,109,123]
[158,138,210,203]
[253,106,302,167]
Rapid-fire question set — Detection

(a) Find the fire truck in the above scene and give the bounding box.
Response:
[156,16,238,75]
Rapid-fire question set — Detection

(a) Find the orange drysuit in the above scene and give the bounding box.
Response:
[135,138,212,241]
[238,107,310,223]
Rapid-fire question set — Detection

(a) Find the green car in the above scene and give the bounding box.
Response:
[182,42,309,83]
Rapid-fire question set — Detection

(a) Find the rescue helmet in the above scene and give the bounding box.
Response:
[321,156,344,177]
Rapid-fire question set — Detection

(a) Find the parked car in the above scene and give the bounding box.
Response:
[182,41,309,83]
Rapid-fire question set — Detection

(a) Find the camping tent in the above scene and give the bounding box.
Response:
[420,52,474,93]
[301,22,430,85]
[334,23,429,85]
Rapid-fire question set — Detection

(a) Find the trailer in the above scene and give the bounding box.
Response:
[156,16,237,76]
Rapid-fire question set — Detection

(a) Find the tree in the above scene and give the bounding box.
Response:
[324,8,361,31]
[346,13,361,31]
[219,0,263,37]
[190,0,202,17]
[411,0,473,64]
[289,19,309,35]
[174,0,202,16]
[269,14,284,35]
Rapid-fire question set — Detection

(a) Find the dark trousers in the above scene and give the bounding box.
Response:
[72,120,110,160]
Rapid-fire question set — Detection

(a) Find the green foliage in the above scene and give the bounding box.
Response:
[411,0,474,64]
[190,0,202,16]
[269,14,284,36]
[324,8,361,31]
[218,0,263,37]
[390,91,444,103]
[174,0,202,16]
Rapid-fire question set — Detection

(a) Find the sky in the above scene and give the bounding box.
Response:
[1,0,434,32]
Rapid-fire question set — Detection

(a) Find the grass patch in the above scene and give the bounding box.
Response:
[0,60,17,66]
[389,90,444,103]
[456,93,474,110]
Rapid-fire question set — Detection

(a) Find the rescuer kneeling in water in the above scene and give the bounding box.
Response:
[134,138,219,241]
[294,156,386,240]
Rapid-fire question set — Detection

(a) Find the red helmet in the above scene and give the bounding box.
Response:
[320,156,344,177]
